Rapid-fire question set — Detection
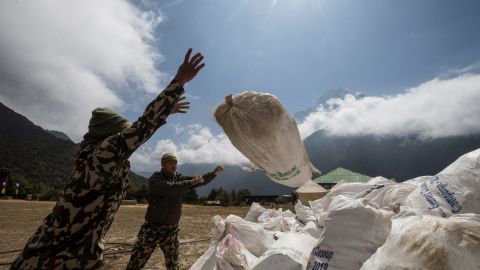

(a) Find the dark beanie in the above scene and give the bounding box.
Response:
[79,108,129,149]
[87,107,129,137]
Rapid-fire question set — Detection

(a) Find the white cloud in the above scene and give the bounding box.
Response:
[0,0,166,141]
[173,124,186,134]
[298,74,480,139]
[131,73,480,171]
[130,124,248,171]
[184,94,201,100]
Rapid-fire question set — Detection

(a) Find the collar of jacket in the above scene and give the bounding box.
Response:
[159,169,179,179]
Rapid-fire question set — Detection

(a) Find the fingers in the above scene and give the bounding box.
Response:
[213,166,224,176]
[190,53,202,64]
[192,55,204,67]
[172,100,190,114]
[175,102,190,113]
[195,63,205,72]
[177,106,190,112]
[184,48,192,64]
[177,48,205,84]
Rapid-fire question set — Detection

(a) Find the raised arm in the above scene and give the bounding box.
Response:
[94,49,205,169]
[149,175,204,196]
[190,166,224,188]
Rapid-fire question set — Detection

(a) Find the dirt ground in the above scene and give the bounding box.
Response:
[0,200,249,270]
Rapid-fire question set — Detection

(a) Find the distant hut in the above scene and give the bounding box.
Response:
[295,181,328,204]
[313,167,371,190]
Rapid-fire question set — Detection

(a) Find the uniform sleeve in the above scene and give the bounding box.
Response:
[149,177,196,196]
[93,80,184,173]
[191,172,217,188]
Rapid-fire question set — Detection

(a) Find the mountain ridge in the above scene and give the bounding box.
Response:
[2,101,480,197]
[294,87,366,122]
[304,130,480,181]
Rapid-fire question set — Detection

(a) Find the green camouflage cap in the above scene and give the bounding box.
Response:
[161,153,178,164]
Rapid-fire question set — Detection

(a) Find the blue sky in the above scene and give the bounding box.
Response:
[1,0,480,172]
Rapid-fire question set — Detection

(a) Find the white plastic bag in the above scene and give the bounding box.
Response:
[253,232,317,270]
[281,209,296,217]
[216,234,258,270]
[295,200,316,224]
[300,221,322,239]
[190,215,229,270]
[258,210,284,231]
[190,243,218,270]
[403,148,480,217]
[308,199,325,221]
[361,183,416,212]
[214,92,319,187]
[307,196,394,270]
[191,215,273,269]
[319,182,382,211]
[281,216,304,232]
[224,215,274,256]
[367,176,396,185]
[361,212,480,270]
[245,202,268,223]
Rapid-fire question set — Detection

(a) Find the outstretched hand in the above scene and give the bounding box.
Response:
[174,48,205,86]
[213,166,224,176]
[171,96,190,114]
[192,176,205,185]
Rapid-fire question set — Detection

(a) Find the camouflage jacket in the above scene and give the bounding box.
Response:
[145,170,216,224]
[11,81,184,270]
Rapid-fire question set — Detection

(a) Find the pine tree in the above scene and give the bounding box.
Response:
[207,188,218,201]
[230,189,237,206]
[184,188,199,203]
[237,189,251,205]
[5,175,16,197]
[215,188,230,206]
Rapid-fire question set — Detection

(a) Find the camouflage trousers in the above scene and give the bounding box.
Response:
[126,222,179,270]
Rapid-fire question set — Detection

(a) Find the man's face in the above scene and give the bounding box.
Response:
[161,160,177,175]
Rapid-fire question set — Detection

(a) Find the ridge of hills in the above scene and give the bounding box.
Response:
[2,100,480,197]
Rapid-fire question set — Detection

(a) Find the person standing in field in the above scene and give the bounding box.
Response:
[125,153,224,270]
[11,49,205,270]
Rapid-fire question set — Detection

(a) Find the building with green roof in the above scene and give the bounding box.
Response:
[314,167,371,189]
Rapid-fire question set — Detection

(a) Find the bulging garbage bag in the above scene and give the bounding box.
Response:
[362,183,416,212]
[214,92,319,187]
[295,200,317,224]
[253,232,317,270]
[307,196,394,270]
[403,148,480,217]
[224,215,274,257]
[360,212,480,270]
[216,234,258,270]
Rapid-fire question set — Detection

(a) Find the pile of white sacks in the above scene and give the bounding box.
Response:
[191,148,480,270]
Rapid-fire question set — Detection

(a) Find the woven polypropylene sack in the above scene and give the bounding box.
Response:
[253,232,318,270]
[360,212,480,270]
[402,148,480,217]
[214,92,319,187]
[307,196,394,270]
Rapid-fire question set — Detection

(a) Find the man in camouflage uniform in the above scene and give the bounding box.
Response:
[11,49,205,270]
[126,153,224,270]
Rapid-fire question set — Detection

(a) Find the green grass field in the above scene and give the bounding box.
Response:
[0,200,249,270]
